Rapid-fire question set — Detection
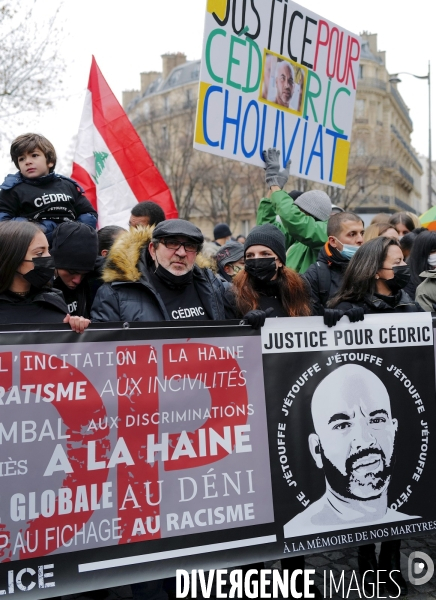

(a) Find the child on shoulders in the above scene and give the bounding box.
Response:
[0,133,97,242]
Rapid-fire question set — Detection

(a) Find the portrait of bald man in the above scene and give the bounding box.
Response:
[275,61,295,108]
[284,364,418,538]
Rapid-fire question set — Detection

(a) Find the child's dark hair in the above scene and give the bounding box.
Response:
[10,133,57,172]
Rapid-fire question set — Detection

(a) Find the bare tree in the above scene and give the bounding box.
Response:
[0,1,65,122]
[136,102,215,220]
[195,158,249,228]
[325,154,392,211]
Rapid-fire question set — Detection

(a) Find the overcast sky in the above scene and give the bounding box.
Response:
[1,0,434,176]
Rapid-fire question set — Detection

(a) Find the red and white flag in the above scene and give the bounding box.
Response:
[71,56,178,227]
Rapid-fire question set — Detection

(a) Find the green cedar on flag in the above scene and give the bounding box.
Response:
[71,56,178,227]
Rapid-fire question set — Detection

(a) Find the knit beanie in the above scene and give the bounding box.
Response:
[214,223,232,240]
[51,222,98,271]
[244,224,286,265]
[294,190,332,221]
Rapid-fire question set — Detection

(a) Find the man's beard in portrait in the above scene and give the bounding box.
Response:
[319,444,396,500]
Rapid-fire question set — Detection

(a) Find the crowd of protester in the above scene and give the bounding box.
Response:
[1,136,435,599]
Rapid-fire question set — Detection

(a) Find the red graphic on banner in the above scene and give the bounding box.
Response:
[163,343,248,470]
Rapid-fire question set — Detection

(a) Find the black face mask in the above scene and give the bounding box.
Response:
[380,265,410,294]
[20,256,55,288]
[244,258,277,282]
[154,264,193,289]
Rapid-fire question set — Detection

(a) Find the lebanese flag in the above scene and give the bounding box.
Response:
[71,56,178,227]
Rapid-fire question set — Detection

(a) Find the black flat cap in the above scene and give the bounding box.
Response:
[153,219,204,244]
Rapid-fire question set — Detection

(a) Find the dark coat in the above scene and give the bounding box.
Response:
[304,243,349,315]
[91,227,234,323]
[0,173,97,222]
[335,289,423,314]
[0,287,68,324]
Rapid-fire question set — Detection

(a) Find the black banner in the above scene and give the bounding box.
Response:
[0,314,435,597]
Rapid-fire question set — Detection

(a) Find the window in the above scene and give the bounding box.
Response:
[358,65,364,79]
[212,187,225,211]
[377,102,383,122]
[168,69,181,86]
[143,102,150,118]
[162,125,169,145]
[163,95,170,112]
[356,139,366,156]
[355,99,365,118]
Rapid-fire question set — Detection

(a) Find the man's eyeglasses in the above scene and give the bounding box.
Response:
[160,239,199,253]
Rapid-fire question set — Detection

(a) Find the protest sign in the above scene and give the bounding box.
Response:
[262,313,436,556]
[0,323,273,597]
[1,314,436,598]
[194,0,362,187]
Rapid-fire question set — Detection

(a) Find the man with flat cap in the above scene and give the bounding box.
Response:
[91,218,237,323]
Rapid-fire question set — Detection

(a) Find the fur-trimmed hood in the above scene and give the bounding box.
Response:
[102,225,213,284]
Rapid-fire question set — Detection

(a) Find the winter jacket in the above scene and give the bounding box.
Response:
[334,289,423,315]
[0,287,68,325]
[256,190,327,274]
[91,227,235,323]
[415,270,436,311]
[304,243,350,315]
[0,172,97,237]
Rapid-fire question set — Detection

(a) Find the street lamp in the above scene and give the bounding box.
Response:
[389,62,432,210]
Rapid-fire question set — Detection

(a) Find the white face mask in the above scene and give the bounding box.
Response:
[428,253,436,268]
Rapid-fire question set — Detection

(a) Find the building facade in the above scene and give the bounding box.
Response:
[348,33,423,218]
[419,155,436,214]
[123,34,423,237]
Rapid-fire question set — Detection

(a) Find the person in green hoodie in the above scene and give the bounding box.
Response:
[256,148,332,273]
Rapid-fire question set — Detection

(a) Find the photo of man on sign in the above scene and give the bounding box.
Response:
[284,364,418,538]
[260,50,305,115]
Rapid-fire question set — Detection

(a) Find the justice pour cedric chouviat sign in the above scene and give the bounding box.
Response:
[1,313,436,598]
[194,0,362,188]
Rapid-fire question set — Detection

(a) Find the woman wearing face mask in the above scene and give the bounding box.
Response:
[0,221,90,332]
[413,231,436,310]
[329,236,421,316]
[328,236,420,598]
[230,224,311,319]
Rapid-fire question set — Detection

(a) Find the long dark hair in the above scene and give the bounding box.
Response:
[0,221,42,293]
[389,212,416,233]
[408,230,436,287]
[232,267,311,316]
[329,237,401,306]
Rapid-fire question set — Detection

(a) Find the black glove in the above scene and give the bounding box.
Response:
[242,307,274,329]
[345,307,365,323]
[323,308,344,327]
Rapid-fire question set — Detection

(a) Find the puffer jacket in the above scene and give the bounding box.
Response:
[91,227,234,323]
[0,286,68,324]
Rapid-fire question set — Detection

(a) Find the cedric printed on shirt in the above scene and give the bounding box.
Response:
[0,173,97,224]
